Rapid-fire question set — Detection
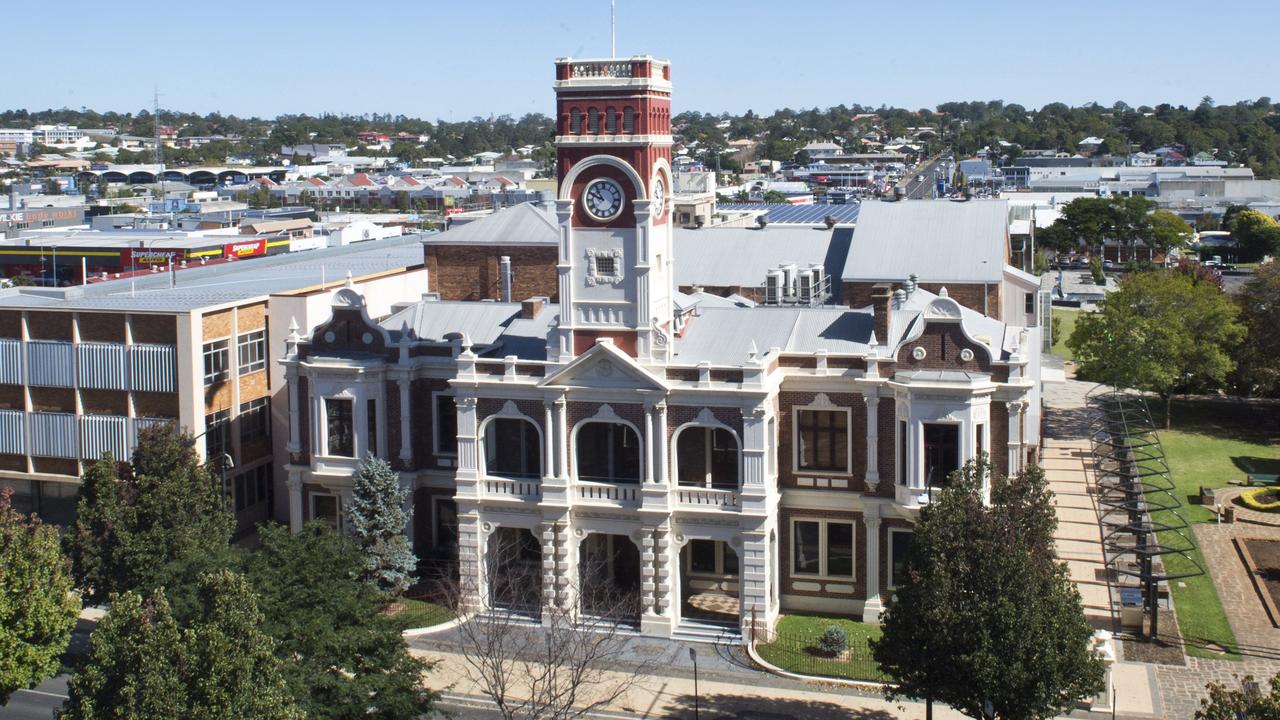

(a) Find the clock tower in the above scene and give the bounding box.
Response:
[551,56,674,364]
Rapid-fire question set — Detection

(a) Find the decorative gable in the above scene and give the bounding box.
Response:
[540,340,667,391]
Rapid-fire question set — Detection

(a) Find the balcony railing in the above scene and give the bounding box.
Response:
[576,481,639,506]
[570,61,633,79]
[675,487,741,509]
[482,477,542,501]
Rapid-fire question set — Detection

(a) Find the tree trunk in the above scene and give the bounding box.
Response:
[1164,393,1173,430]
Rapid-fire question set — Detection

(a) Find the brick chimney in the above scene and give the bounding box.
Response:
[871,283,893,345]
[520,297,546,319]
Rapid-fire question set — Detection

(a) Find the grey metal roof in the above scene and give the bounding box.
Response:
[425,202,557,246]
[0,235,428,313]
[673,226,847,289]
[673,306,873,365]
[841,200,1007,283]
[380,299,559,360]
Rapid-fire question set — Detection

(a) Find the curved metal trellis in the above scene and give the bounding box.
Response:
[1086,386,1203,639]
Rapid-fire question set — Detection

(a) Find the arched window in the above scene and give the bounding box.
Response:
[676,426,739,488]
[576,422,640,483]
[484,417,541,479]
[623,107,635,133]
[587,107,599,134]
[605,106,617,133]
[569,109,582,134]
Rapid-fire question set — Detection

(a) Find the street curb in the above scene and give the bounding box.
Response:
[402,612,470,638]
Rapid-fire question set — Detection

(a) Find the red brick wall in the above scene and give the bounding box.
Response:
[779,509,867,602]
[411,378,450,470]
[896,323,994,373]
[384,380,403,470]
[875,400,897,497]
[426,244,558,302]
[776,391,866,490]
[991,401,1009,479]
[917,282,1001,320]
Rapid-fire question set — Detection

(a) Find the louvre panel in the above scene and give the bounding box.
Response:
[0,339,21,385]
[77,343,127,390]
[0,409,25,454]
[132,417,176,446]
[27,341,75,387]
[129,344,177,393]
[80,415,129,461]
[29,412,78,459]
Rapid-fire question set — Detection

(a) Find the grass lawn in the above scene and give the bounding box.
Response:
[387,597,454,630]
[755,614,886,681]
[1050,307,1081,361]
[1142,398,1280,660]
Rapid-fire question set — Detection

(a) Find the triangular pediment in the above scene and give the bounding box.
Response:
[539,341,668,391]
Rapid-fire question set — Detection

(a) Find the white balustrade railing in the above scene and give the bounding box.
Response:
[570,62,633,79]
[576,481,639,505]
[675,487,741,508]
[482,477,541,500]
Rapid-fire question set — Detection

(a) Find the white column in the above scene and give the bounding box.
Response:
[457,510,487,612]
[1008,400,1025,476]
[654,402,668,485]
[543,401,556,479]
[862,513,884,622]
[286,471,304,533]
[456,396,479,473]
[555,397,569,481]
[398,375,412,465]
[643,404,655,483]
[286,365,301,454]
[864,395,880,489]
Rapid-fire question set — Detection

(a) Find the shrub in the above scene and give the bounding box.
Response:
[817,625,849,656]
[1240,487,1280,512]
[1089,256,1106,285]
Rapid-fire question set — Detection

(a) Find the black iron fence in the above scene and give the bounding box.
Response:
[754,627,887,682]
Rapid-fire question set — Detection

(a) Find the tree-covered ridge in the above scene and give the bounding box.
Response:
[5,95,1278,176]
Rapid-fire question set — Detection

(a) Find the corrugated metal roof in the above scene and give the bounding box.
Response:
[841,200,1007,283]
[673,306,873,365]
[425,202,557,246]
[0,235,428,312]
[380,299,559,360]
[673,226,843,289]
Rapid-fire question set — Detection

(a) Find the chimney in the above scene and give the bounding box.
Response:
[499,255,512,303]
[520,296,545,319]
[8,185,17,212]
[871,283,893,345]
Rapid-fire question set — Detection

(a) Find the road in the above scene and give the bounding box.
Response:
[899,156,952,200]
[0,618,94,720]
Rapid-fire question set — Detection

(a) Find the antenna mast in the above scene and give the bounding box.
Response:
[610,0,616,57]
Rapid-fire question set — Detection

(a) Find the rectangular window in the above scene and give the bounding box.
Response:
[366,399,377,456]
[690,539,717,574]
[976,423,985,461]
[594,256,616,276]
[237,329,267,375]
[796,409,848,472]
[311,493,339,528]
[434,393,457,455]
[890,531,914,588]
[792,520,822,575]
[898,420,908,486]
[204,409,230,461]
[239,397,270,445]
[923,423,960,487]
[792,519,855,578]
[1024,292,1036,316]
[203,339,229,385]
[325,398,354,457]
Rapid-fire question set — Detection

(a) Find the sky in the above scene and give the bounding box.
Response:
[6,0,1278,121]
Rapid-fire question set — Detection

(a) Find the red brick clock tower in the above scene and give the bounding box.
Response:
[551,56,674,364]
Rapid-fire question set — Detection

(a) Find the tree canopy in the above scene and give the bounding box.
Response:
[1234,261,1280,396]
[1067,271,1245,426]
[873,459,1105,720]
[0,488,80,704]
[1227,210,1280,261]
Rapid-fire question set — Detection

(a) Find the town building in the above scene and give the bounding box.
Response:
[0,237,429,532]
[282,56,1044,639]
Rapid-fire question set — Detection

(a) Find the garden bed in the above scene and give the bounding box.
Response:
[754,615,886,682]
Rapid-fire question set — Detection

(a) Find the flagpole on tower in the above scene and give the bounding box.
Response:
[611,0,616,57]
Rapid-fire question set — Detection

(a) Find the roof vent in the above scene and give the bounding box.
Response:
[892,288,907,308]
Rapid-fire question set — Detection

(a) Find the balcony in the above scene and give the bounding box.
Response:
[481,477,542,502]
[674,487,741,510]
[575,481,639,508]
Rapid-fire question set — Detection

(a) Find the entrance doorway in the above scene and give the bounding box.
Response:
[679,539,740,626]
[487,527,542,616]
[578,533,641,627]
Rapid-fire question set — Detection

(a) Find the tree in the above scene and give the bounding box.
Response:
[873,460,1105,720]
[348,456,417,595]
[1234,262,1280,396]
[63,425,235,615]
[0,488,80,704]
[762,190,787,204]
[1147,210,1194,256]
[61,575,301,720]
[1067,271,1245,427]
[448,531,654,720]
[1227,210,1280,261]
[1196,674,1280,719]
[243,523,437,720]
[60,591,188,720]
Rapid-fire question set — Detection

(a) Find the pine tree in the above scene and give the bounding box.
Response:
[185,570,302,720]
[0,488,80,704]
[60,591,189,720]
[347,455,416,595]
[873,459,1106,720]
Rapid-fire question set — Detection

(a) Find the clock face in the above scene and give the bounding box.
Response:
[652,178,665,214]
[583,178,625,221]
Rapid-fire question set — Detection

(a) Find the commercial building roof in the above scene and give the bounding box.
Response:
[841,200,1007,283]
[0,234,427,313]
[673,226,851,290]
[426,202,558,246]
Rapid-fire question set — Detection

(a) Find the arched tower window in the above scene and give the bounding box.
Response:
[569,109,582,134]
[605,106,617,133]
[623,107,635,133]
[587,107,599,134]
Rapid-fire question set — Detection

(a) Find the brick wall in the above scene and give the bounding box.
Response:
[916,282,1001,320]
[238,371,269,402]
[776,390,866,490]
[236,302,266,333]
[133,391,178,418]
[0,385,23,410]
[0,313,19,339]
[875,401,897,497]
[130,314,177,344]
[80,389,127,415]
[26,312,72,340]
[78,313,126,342]
[779,508,867,602]
[202,309,232,341]
[426,244,558,302]
[29,387,74,413]
[991,401,1009,479]
[896,323,994,373]
[410,378,450,469]
[384,381,403,469]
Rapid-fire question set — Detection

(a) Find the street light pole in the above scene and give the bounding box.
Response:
[688,647,699,720]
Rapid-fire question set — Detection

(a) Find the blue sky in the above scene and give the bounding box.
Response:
[7,0,1277,120]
